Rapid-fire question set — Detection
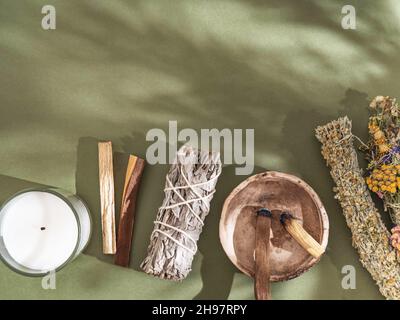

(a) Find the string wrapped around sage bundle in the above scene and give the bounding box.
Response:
[140,145,222,280]
[315,116,400,300]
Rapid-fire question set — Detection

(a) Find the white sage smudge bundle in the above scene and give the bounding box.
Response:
[140,145,222,280]
[316,116,400,300]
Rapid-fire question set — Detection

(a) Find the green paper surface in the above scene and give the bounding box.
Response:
[0,0,394,299]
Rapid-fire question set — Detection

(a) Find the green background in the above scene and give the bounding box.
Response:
[0,0,396,299]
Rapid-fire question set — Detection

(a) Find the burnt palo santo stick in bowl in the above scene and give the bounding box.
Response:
[254,208,273,300]
[280,212,325,259]
[252,207,325,300]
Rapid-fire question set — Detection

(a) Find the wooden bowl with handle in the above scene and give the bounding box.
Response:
[219,171,329,299]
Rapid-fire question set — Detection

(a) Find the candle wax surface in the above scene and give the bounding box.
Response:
[1,191,79,271]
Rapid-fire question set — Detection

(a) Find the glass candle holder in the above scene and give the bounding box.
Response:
[0,188,92,276]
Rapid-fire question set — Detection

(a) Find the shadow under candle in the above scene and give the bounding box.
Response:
[0,175,48,204]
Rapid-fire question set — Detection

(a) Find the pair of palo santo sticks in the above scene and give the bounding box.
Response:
[254,208,324,300]
[98,141,145,267]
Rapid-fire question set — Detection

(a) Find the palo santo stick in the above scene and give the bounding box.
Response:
[115,155,145,267]
[98,141,116,254]
[280,213,324,259]
[254,208,272,300]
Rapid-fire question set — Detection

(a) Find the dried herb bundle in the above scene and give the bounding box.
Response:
[363,96,400,225]
[140,145,222,280]
[316,116,400,299]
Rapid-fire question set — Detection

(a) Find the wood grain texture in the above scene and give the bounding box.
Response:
[115,155,145,267]
[281,214,325,259]
[98,141,116,254]
[254,213,272,300]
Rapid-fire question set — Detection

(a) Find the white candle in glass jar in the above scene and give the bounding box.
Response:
[0,189,91,275]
